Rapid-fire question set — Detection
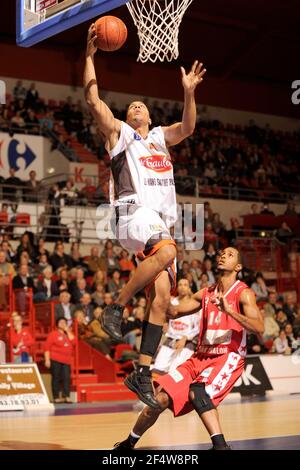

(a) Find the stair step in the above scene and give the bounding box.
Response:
[83,389,136,402]
[72,374,98,384]
[77,382,127,391]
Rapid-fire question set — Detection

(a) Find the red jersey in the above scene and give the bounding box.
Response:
[44,330,74,365]
[197,280,248,357]
[11,328,34,356]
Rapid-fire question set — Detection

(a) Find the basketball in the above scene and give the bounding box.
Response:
[95,16,127,52]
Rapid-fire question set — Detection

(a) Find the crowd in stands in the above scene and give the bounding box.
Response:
[1,81,300,401]
[1,81,300,203]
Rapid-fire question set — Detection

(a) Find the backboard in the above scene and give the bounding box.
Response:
[16,0,128,47]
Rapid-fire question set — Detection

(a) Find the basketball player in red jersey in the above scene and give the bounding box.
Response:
[113,247,264,450]
[84,24,206,408]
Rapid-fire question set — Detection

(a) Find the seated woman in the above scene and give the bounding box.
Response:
[74,309,112,360]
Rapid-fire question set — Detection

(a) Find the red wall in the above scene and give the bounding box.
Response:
[1,42,299,119]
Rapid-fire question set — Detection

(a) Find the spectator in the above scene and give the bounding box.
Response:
[102,292,114,309]
[56,267,70,293]
[247,333,267,354]
[283,294,298,323]
[89,307,113,357]
[76,293,94,322]
[47,184,64,240]
[50,242,73,272]
[264,292,281,318]
[100,245,120,277]
[74,310,111,359]
[13,80,26,101]
[274,330,291,355]
[61,179,78,206]
[13,264,35,291]
[54,291,75,325]
[71,278,91,305]
[39,111,54,130]
[284,201,298,216]
[11,314,34,363]
[36,237,50,260]
[202,258,215,285]
[199,272,210,289]
[260,203,275,215]
[70,242,85,268]
[25,170,40,202]
[275,222,294,244]
[203,201,213,222]
[189,259,202,286]
[34,266,59,302]
[3,168,22,201]
[35,253,51,274]
[25,109,39,133]
[249,203,259,215]
[44,317,75,404]
[184,272,198,294]
[119,249,135,275]
[276,309,289,330]
[251,273,269,302]
[92,281,105,307]
[25,83,40,110]
[204,223,218,245]
[293,307,300,337]
[284,324,297,352]
[11,111,25,129]
[262,308,280,342]
[204,243,217,270]
[108,269,125,298]
[93,269,107,289]
[121,307,143,349]
[87,247,103,274]
[0,240,15,263]
[211,213,226,237]
[16,232,36,261]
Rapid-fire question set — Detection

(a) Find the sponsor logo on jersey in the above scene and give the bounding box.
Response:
[139,155,173,173]
[134,132,142,141]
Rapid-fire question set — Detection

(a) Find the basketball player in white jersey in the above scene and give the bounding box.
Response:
[84,24,206,408]
[152,279,200,374]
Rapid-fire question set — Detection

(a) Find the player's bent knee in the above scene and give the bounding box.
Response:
[189,383,216,416]
[156,391,170,410]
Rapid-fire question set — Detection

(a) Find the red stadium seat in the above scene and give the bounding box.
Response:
[15,213,30,225]
[0,212,8,225]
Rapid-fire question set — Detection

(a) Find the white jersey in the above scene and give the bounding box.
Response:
[108,121,177,227]
[166,298,201,341]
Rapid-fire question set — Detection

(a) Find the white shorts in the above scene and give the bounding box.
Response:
[115,204,172,253]
[152,344,194,374]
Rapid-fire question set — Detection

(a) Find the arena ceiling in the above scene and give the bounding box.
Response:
[0,0,299,86]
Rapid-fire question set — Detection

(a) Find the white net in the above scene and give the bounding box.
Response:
[126,0,194,63]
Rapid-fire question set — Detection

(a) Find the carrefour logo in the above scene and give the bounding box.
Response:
[0,138,36,172]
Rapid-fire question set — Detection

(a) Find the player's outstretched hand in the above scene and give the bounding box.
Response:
[181,60,206,94]
[86,23,97,57]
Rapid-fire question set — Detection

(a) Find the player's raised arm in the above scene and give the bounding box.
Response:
[216,288,264,335]
[83,24,121,146]
[162,61,206,147]
[168,289,204,318]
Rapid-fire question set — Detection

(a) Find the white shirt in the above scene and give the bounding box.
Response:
[109,122,177,227]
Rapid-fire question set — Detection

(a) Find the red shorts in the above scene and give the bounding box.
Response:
[155,352,244,417]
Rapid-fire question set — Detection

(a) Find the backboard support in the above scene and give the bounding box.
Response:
[16,0,128,47]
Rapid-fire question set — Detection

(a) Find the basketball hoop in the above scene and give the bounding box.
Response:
[126,0,194,63]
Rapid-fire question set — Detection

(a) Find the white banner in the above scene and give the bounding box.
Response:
[0,363,52,411]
